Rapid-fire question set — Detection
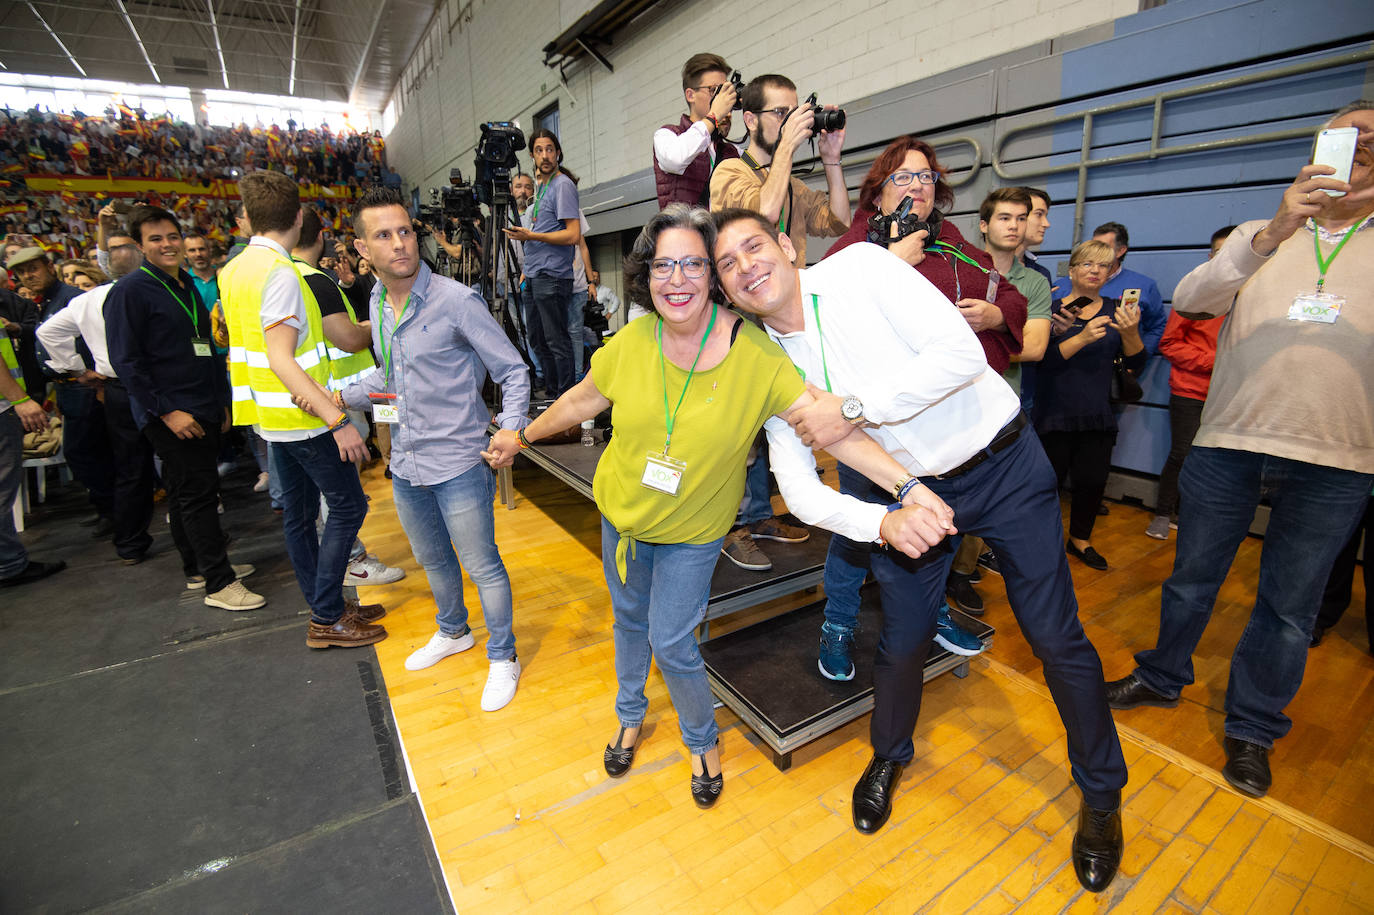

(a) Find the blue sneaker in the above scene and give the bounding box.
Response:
[934,605,984,656]
[818,621,856,681]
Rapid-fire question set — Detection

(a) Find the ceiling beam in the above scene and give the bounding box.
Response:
[24,1,87,77]
[110,0,161,83]
[288,0,301,94]
[205,0,230,89]
[349,0,388,106]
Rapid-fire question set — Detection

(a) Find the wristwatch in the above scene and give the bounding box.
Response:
[840,395,865,425]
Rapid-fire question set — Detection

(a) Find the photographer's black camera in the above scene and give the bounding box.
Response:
[727,70,746,110]
[473,121,525,204]
[430,168,481,221]
[804,92,846,132]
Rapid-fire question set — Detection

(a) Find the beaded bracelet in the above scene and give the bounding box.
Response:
[896,477,920,503]
[327,412,349,431]
[517,428,532,449]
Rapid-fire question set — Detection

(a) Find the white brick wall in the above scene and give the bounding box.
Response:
[387,0,1137,199]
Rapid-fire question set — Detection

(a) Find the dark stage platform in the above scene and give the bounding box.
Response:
[0,469,452,914]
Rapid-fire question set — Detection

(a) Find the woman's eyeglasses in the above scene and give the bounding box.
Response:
[650,256,710,279]
[883,169,938,188]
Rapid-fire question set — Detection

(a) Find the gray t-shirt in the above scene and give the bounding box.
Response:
[523,172,579,279]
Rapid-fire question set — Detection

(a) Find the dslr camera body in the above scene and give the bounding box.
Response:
[867,197,942,248]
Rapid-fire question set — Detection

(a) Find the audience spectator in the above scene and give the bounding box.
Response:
[1053,221,1167,356]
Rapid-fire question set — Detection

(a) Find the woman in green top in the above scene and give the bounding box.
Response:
[486,204,953,808]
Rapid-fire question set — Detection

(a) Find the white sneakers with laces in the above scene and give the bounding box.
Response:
[345,553,406,586]
[481,659,521,712]
[404,630,475,670]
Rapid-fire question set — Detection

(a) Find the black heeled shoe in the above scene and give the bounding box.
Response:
[691,747,723,809]
[603,726,638,778]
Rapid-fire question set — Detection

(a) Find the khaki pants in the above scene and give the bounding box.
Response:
[951,534,983,576]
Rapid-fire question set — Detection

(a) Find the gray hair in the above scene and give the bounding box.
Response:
[623,203,720,309]
[1325,98,1374,128]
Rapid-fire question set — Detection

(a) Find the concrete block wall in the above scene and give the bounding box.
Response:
[385,0,1139,197]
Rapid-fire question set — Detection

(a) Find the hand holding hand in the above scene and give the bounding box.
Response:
[481,428,523,468]
[879,505,952,558]
[898,483,957,533]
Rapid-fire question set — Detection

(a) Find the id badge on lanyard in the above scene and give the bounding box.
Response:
[191,337,213,357]
[641,452,686,496]
[369,392,399,423]
[1288,292,1344,324]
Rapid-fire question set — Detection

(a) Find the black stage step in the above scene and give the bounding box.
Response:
[701,585,994,770]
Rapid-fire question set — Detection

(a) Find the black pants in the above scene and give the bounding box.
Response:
[56,383,115,518]
[835,429,1127,809]
[143,418,233,592]
[1040,429,1117,542]
[1157,394,1205,518]
[102,382,155,560]
[1316,496,1372,649]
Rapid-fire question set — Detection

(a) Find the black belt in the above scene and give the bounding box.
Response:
[932,413,1027,480]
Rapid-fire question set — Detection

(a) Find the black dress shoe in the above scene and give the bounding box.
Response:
[1222,737,1271,797]
[945,572,985,616]
[1066,541,1108,571]
[1072,803,1122,892]
[852,755,904,833]
[0,559,67,587]
[603,726,638,778]
[1104,672,1178,710]
[690,745,723,809]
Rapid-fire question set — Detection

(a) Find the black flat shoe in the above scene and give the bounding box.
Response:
[1072,802,1122,892]
[1104,672,1178,710]
[852,755,904,834]
[0,559,67,587]
[603,726,638,778]
[690,746,723,809]
[1066,541,1108,571]
[1222,737,1271,797]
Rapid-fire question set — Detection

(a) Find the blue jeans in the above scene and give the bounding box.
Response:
[737,437,773,527]
[529,275,574,395]
[0,410,27,578]
[271,432,368,625]
[519,286,548,385]
[391,463,514,660]
[823,430,1126,808]
[570,289,588,380]
[1133,447,1372,747]
[264,439,284,510]
[601,518,723,755]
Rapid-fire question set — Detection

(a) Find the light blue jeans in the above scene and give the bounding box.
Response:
[392,463,515,660]
[601,517,723,755]
[570,289,588,380]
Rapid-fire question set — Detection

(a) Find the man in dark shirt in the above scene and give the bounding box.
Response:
[104,206,264,611]
[15,246,115,530]
[0,284,42,400]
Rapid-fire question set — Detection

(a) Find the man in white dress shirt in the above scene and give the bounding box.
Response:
[712,208,1128,894]
[36,232,156,563]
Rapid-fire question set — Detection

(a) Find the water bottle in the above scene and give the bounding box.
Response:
[580,419,596,447]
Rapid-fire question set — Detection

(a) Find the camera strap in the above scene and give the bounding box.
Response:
[742,151,790,235]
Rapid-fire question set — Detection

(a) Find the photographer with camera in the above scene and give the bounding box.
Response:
[504,129,580,396]
[653,53,740,209]
[708,74,849,266]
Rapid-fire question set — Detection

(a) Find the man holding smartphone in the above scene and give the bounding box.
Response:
[1105,100,1374,800]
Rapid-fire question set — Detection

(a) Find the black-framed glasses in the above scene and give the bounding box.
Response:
[883,169,938,188]
[649,256,709,279]
[693,83,728,96]
[754,106,792,120]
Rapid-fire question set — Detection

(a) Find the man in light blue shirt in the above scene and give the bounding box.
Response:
[341,186,530,712]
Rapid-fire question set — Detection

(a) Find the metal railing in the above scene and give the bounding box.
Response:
[992,47,1374,241]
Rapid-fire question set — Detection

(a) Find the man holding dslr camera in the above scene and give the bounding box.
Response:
[653,53,739,208]
[709,73,850,265]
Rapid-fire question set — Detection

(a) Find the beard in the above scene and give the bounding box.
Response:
[750,122,778,159]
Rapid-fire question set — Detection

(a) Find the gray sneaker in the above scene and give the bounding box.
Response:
[1145,515,1171,540]
[721,528,771,571]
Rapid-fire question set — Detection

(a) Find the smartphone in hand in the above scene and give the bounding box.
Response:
[1312,126,1358,197]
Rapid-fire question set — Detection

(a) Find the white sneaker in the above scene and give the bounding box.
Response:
[186,563,256,590]
[481,658,521,712]
[253,472,270,493]
[404,630,475,671]
[345,553,406,586]
[204,579,266,611]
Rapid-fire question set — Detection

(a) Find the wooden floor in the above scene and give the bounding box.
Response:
[352,459,1374,913]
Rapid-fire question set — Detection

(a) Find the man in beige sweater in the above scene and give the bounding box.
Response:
[1105,100,1374,799]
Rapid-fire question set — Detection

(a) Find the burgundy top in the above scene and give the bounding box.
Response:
[825,208,1027,373]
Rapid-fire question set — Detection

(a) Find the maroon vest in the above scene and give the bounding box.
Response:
[653,115,740,209]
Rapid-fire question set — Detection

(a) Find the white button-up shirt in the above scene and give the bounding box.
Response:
[36,283,117,377]
[762,242,1023,541]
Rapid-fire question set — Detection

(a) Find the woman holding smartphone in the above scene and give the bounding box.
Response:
[1034,239,1144,570]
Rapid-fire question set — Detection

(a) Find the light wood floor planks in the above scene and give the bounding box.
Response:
[352,460,1374,913]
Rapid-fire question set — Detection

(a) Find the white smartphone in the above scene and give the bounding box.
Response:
[1312,126,1358,197]
[1121,288,1142,308]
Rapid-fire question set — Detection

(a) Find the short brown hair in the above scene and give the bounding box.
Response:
[978,187,1032,224]
[238,169,300,234]
[682,53,728,91]
[712,208,780,243]
[353,185,405,236]
[298,207,323,248]
[740,74,795,114]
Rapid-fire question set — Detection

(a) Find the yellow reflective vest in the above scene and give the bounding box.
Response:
[2,336,25,404]
[294,259,375,391]
[219,243,330,432]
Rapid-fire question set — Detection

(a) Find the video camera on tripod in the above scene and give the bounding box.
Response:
[473,121,525,205]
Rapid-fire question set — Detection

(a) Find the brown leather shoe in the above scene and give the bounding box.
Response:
[306,615,387,649]
[344,597,387,623]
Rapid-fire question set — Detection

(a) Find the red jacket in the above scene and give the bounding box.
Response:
[1159,310,1226,400]
[825,210,1026,373]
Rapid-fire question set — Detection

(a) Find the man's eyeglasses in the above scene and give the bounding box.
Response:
[754,106,792,121]
[883,169,939,188]
[693,83,728,96]
[650,256,709,279]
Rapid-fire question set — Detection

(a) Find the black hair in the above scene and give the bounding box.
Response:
[128,205,181,243]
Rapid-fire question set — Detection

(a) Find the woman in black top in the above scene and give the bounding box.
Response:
[1034,240,1145,570]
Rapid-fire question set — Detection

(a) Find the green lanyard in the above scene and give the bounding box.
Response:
[530,178,551,222]
[377,285,412,383]
[929,240,988,273]
[141,265,200,336]
[656,303,717,455]
[809,294,833,393]
[743,151,789,234]
[1312,218,1365,293]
